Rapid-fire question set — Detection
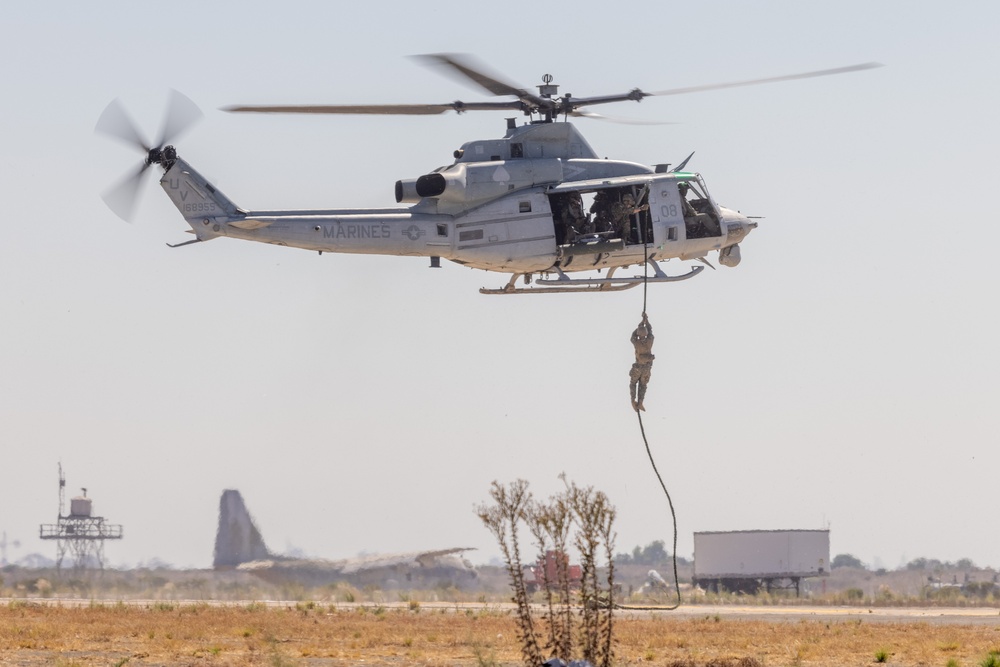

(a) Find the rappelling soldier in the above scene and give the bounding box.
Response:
[630,313,655,412]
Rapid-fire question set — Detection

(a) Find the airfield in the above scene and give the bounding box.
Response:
[2,599,999,667]
[4,549,999,664]
[9,597,1000,624]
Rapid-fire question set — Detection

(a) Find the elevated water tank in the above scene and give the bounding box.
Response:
[69,495,92,517]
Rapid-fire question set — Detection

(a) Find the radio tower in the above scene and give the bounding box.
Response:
[39,464,123,572]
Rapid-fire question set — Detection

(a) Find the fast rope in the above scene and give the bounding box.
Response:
[614,221,682,612]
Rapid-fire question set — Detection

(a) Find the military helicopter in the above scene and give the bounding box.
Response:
[98,55,879,294]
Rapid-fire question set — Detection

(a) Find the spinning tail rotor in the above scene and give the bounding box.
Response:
[96,90,202,222]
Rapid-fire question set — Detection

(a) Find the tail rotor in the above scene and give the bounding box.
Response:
[96,90,202,222]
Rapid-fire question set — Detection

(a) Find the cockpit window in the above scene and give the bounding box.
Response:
[678,177,722,239]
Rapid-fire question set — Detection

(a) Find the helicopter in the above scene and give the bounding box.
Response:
[98,54,879,294]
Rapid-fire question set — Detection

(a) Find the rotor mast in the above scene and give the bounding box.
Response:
[536,74,559,122]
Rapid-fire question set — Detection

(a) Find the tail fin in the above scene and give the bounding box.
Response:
[214,489,271,568]
[159,156,240,227]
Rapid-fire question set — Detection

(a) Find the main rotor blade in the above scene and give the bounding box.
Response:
[414,53,548,108]
[101,162,152,223]
[570,110,676,125]
[646,62,882,97]
[157,89,203,148]
[95,98,151,152]
[223,101,526,115]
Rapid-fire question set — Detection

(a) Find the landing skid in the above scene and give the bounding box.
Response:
[479,261,704,295]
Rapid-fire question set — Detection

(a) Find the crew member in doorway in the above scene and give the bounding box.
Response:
[629,313,655,412]
[562,192,591,243]
[591,190,612,232]
[610,193,648,243]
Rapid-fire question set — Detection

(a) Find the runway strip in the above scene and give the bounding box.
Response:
[10,598,999,625]
[629,604,1000,625]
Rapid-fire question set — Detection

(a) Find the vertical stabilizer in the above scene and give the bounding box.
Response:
[214,489,270,568]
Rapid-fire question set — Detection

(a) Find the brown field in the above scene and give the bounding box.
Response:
[2,601,999,667]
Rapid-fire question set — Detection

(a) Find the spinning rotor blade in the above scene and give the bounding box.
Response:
[96,90,203,222]
[95,98,151,151]
[569,109,676,125]
[223,58,881,122]
[226,54,546,117]
[224,101,525,115]
[414,53,547,107]
[101,162,152,223]
[156,89,203,147]
[645,62,882,97]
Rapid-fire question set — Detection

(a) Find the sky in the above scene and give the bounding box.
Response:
[1,1,998,572]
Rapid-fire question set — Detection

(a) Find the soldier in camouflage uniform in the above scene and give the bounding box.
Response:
[610,192,648,243]
[561,192,591,243]
[590,190,612,233]
[630,313,655,412]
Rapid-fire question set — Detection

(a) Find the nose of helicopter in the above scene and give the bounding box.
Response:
[718,206,757,243]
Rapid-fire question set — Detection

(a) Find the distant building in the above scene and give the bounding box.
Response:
[694,529,830,595]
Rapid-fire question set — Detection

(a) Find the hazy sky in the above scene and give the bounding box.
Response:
[1,1,997,571]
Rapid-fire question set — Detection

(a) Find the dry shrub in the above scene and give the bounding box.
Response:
[477,478,617,667]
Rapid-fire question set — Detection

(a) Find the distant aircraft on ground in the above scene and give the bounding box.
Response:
[213,489,476,588]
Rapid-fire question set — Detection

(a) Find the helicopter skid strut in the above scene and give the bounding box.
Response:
[479,261,704,295]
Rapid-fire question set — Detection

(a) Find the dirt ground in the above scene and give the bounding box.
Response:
[2,601,999,667]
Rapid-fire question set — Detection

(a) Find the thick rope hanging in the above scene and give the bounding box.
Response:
[615,222,682,611]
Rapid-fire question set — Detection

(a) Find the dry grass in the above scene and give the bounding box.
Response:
[1,602,999,666]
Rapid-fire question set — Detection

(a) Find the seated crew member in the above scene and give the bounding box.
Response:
[561,192,591,243]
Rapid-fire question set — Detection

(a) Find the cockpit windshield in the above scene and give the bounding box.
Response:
[677,175,722,239]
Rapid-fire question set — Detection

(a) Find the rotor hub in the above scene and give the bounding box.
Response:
[146,145,177,167]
